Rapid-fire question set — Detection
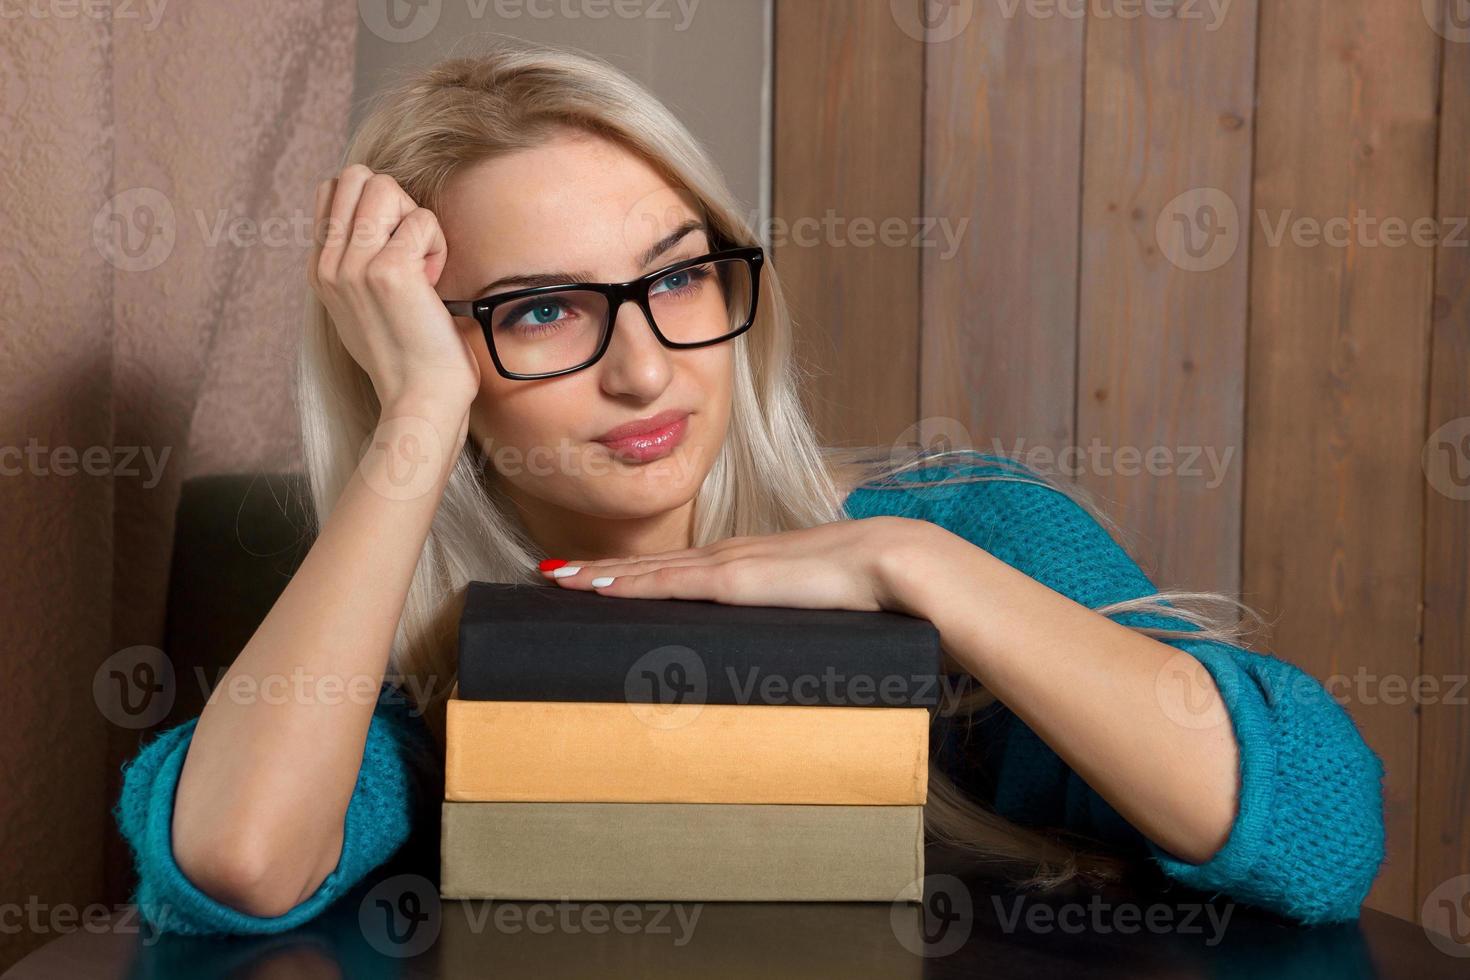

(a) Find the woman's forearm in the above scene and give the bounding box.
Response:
[883,519,1240,864]
[172,398,465,916]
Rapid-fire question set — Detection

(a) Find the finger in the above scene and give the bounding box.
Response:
[317,164,375,284]
[306,177,335,292]
[546,556,721,587]
[542,552,691,575]
[381,207,448,284]
[340,173,419,281]
[586,563,726,601]
[546,554,664,572]
[549,537,746,572]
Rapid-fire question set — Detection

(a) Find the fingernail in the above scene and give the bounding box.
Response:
[590,576,615,588]
[552,565,582,578]
[539,558,569,572]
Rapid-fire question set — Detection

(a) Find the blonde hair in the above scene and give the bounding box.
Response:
[295,35,1264,890]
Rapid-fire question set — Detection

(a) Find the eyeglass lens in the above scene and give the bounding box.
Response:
[487,257,754,376]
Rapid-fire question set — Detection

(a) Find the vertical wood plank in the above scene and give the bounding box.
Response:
[1418,2,1470,934]
[1075,3,1258,594]
[921,0,1085,465]
[772,0,925,447]
[1245,4,1440,918]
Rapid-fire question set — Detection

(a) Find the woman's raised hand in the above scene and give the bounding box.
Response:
[308,164,481,417]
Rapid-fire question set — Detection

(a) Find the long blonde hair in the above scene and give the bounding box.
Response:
[296,35,1264,889]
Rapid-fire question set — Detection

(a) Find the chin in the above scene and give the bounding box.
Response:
[573,489,691,522]
[578,459,707,517]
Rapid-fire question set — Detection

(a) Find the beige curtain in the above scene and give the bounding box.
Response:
[0,4,355,969]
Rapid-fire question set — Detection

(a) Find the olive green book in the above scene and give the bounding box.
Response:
[440,801,925,902]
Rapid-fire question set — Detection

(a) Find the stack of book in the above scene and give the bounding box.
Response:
[440,582,941,902]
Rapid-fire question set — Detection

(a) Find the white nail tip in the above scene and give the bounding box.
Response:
[590,576,616,588]
[552,566,582,578]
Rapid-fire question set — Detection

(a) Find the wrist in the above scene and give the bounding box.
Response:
[359,398,469,499]
[872,517,1004,677]
[381,388,470,424]
[380,394,470,444]
[870,516,959,620]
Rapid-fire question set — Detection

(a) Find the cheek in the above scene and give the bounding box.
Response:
[465,335,572,456]
[678,346,736,468]
[469,374,588,464]
[689,344,735,418]
[465,341,509,453]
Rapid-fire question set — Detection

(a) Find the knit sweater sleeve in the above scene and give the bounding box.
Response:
[111,685,433,936]
[866,458,1387,924]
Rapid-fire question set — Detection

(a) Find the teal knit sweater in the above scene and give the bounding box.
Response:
[113,458,1386,934]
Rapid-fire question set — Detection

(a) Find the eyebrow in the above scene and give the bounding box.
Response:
[472,219,708,297]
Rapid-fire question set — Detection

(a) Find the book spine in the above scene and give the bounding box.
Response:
[440,801,925,902]
[455,620,942,708]
[444,700,929,805]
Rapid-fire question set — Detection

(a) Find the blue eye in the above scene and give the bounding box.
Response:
[651,264,711,298]
[500,299,569,332]
[527,303,561,324]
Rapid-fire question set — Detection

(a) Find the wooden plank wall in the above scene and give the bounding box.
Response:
[920,2,1083,470]
[1421,0,1470,924]
[1076,3,1255,593]
[772,0,924,443]
[1245,0,1439,919]
[773,0,1468,926]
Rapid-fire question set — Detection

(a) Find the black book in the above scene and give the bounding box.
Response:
[455,581,943,708]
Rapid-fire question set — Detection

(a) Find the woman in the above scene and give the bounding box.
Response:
[114,36,1385,936]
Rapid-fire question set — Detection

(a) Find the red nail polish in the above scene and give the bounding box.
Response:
[539,558,569,572]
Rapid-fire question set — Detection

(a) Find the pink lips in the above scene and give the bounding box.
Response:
[593,410,690,463]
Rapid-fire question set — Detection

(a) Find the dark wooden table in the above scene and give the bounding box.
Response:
[7,846,1467,978]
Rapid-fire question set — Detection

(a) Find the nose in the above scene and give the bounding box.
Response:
[597,299,673,400]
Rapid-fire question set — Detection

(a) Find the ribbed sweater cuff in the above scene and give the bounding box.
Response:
[1142,638,1276,895]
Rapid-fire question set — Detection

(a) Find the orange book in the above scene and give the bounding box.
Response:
[444,698,929,805]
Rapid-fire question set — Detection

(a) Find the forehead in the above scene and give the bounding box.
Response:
[437,130,706,282]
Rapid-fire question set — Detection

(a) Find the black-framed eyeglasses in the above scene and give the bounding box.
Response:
[443,245,764,380]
